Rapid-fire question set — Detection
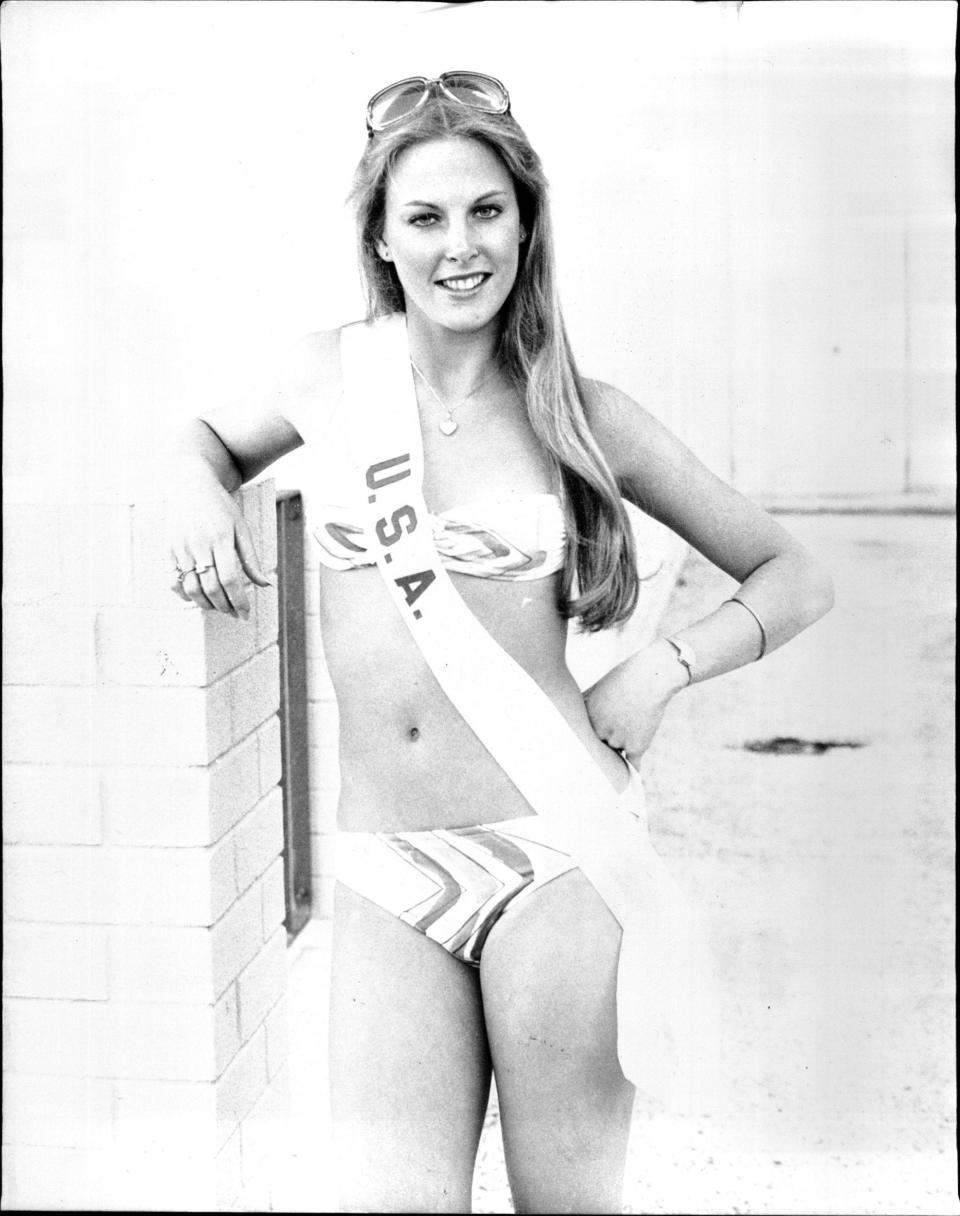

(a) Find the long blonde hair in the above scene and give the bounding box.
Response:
[349,99,638,631]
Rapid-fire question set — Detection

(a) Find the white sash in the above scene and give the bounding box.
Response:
[339,314,718,1102]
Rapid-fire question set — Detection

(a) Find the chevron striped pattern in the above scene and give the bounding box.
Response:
[311,493,567,581]
[336,820,578,966]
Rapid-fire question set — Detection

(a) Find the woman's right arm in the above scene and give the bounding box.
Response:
[166,329,339,618]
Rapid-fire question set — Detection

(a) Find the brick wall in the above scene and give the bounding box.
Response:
[2,481,288,1211]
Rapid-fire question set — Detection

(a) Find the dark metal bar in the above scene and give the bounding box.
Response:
[275,490,312,940]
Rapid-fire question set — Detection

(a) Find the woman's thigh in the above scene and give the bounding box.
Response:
[480,869,636,1215]
[329,880,492,1213]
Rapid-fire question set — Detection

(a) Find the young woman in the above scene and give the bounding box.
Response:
[166,73,834,1214]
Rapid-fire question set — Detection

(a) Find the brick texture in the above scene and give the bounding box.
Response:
[236,927,288,1042]
[99,730,261,848]
[1,481,290,1211]
[3,838,238,926]
[3,923,109,1001]
[257,715,283,796]
[238,1065,290,1211]
[260,856,287,935]
[113,1077,219,1154]
[2,606,99,685]
[2,1075,114,1149]
[2,765,102,845]
[263,996,289,1081]
[2,990,240,1081]
[107,881,263,1004]
[233,788,284,896]
[2,503,64,605]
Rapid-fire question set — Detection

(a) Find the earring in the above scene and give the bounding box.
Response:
[519,226,527,243]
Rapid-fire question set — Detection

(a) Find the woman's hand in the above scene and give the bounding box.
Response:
[166,473,273,619]
[583,640,689,768]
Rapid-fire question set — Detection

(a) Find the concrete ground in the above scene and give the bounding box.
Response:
[278,512,956,1215]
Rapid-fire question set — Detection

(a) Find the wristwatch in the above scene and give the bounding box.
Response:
[664,635,696,685]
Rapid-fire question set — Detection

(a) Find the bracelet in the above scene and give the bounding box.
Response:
[726,596,767,660]
[664,635,696,684]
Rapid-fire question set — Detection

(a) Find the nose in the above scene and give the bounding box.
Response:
[444,218,478,263]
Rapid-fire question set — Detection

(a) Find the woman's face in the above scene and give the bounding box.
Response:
[376,136,523,337]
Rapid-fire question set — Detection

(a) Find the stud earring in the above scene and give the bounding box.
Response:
[519,226,527,243]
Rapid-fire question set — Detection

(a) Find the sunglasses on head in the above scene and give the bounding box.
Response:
[366,71,511,137]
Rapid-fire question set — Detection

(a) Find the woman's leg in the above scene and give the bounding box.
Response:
[480,869,636,1215]
[329,880,492,1213]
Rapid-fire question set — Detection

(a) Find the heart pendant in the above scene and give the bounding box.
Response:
[439,417,458,436]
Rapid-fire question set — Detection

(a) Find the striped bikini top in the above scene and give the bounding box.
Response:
[311,491,567,581]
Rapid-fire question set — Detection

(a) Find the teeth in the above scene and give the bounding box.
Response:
[439,274,485,292]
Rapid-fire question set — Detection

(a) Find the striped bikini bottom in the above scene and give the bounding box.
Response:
[335,816,579,966]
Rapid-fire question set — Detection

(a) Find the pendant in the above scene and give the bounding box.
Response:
[439,416,458,436]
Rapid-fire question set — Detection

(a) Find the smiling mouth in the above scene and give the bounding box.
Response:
[436,273,490,292]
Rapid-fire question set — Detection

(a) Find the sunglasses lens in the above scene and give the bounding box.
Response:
[368,82,427,130]
[367,73,510,133]
[440,72,508,112]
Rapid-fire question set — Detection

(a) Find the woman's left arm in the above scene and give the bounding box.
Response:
[581,380,835,764]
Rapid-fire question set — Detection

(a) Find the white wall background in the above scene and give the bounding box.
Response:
[3,0,955,502]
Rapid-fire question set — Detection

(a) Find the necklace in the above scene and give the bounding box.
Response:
[409,358,498,436]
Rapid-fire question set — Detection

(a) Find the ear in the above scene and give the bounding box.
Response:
[376,237,392,261]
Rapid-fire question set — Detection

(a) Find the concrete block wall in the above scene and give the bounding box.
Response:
[2,481,289,1212]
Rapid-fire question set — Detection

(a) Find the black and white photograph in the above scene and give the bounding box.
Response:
[2,1,955,1212]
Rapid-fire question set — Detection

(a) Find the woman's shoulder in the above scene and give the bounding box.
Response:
[267,328,346,448]
[282,315,400,396]
[278,315,409,442]
[280,327,342,397]
[579,377,681,485]
[580,377,660,435]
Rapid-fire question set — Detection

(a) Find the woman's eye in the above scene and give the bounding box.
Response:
[407,206,501,227]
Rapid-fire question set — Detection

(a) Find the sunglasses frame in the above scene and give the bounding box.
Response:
[366,71,511,137]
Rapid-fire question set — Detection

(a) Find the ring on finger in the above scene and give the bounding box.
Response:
[177,567,196,584]
[194,563,215,575]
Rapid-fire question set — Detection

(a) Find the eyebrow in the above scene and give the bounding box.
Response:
[399,190,509,209]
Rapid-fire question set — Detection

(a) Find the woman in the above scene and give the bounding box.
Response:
[167,73,833,1214]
